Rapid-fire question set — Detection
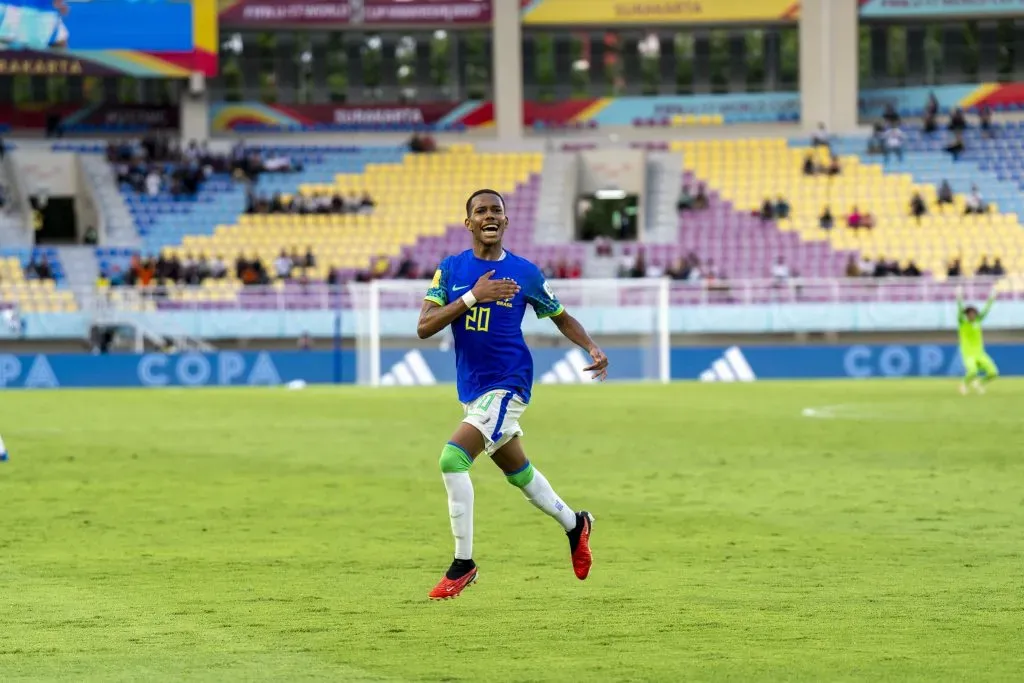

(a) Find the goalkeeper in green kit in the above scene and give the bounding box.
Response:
[957,286,999,395]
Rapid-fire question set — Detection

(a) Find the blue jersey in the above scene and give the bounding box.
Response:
[424,249,563,404]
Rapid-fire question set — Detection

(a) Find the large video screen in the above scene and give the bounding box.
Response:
[0,0,217,76]
[0,0,192,51]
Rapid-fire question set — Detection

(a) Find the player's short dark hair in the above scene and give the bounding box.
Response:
[965,305,979,315]
[466,189,505,218]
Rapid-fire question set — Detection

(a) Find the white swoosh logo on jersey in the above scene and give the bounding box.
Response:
[453,285,470,292]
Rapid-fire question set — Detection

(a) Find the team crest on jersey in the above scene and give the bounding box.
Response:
[497,277,517,308]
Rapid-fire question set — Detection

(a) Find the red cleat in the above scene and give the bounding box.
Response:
[568,511,595,580]
[428,566,478,600]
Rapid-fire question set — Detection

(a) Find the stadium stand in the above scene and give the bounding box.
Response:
[93,146,584,307]
[0,248,77,313]
[677,137,1024,280]
[621,169,855,280]
[158,148,542,282]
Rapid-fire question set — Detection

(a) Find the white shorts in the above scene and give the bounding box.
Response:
[461,389,527,457]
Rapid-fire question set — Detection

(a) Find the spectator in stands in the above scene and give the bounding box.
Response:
[210,255,227,279]
[845,255,861,277]
[28,255,53,280]
[977,257,994,276]
[858,254,873,276]
[630,249,648,278]
[883,125,906,164]
[145,168,162,197]
[195,255,212,283]
[360,192,376,213]
[903,260,922,277]
[274,249,293,280]
[949,107,968,132]
[802,153,816,176]
[965,185,987,214]
[819,206,834,230]
[302,247,316,269]
[938,180,954,205]
[235,253,248,280]
[759,198,774,223]
[925,92,939,119]
[945,130,965,161]
[979,105,994,138]
[395,255,418,279]
[138,257,156,286]
[0,183,6,210]
[992,258,1006,276]
[770,256,791,285]
[883,104,901,127]
[947,258,962,278]
[685,253,703,283]
[677,184,694,211]
[409,133,436,154]
[668,255,691,281]
[811,122,830,148]
[327,267,341,285]
[847,206,863,229]
[241,257,269,286]
[568,260,583,279]
[824,153,841,176]
[774,196,791,220]
[868,122,885,155]
[910,192,927,221]
[692,184,709,210]
[872,258,891,278]
[594,236,614,257]
[371,255,391,279]
[83,225,98,245]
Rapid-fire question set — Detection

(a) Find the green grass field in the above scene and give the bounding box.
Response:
[2,380,1024,682]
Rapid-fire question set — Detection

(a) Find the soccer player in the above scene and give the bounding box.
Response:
[957,286,998,395]
[417,189,609,600]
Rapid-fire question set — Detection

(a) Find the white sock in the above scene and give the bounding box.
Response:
[442,472,474,559]
[522,468,577,531]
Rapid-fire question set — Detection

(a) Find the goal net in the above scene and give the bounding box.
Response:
[348,278,670,387]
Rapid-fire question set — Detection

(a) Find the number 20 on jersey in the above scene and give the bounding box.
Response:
[465,307,490,332]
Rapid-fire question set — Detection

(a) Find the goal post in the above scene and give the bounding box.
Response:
[349,277,671,387]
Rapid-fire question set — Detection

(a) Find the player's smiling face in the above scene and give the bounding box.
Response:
[466,193,508,247]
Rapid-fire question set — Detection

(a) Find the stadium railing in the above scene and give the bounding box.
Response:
[87,276,1016,312]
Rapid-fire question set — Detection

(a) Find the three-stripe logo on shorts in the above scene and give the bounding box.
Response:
[699,346,756,382]
[380,350,437,386]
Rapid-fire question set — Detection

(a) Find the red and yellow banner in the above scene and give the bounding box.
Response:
[520,0,800,25]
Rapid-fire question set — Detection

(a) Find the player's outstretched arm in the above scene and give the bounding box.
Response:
[550,311,609,381]
[980,290,997,320]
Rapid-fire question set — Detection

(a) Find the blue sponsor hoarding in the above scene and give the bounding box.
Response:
[0,343,1019,389]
